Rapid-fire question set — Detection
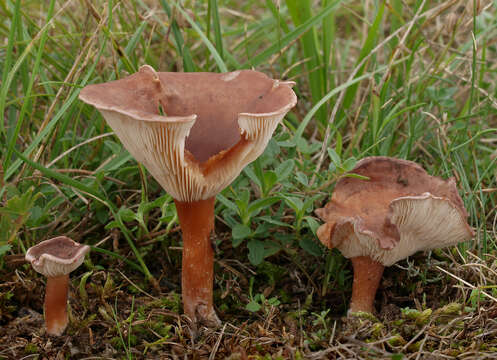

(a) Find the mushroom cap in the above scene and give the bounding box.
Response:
[25,236,90,277]
[79,66,297,202]
[315,157,474,266]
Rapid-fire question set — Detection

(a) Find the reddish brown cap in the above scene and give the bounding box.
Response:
[79,65,297,202]
[25,236,90,277]
[315,157,474,266]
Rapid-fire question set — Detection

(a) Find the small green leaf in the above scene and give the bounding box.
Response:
[342,157,358,172]
[104,140,122,154]
[296,172,308,186]
[243,166,262,189]
[248,197,280,217]
[304,216,320,235]
[284,196,303,213]
[247,240,265,265]
[216,193,237,212]
[267,297,281,306]
[257,216,292,228]
[299,236,323,256]
[118,207,135,222]
[245,300,261,312]
[96,208,109,224]
[335,133,342,156]
[343,173,369,180]
[275,159,295,182]
[327,148,341,166]
[0,244,12,257]
[263,171,278,194]
[232,223,251,242]
[296,137,311,153]
[105,220,120,230]
[29,205,43,223]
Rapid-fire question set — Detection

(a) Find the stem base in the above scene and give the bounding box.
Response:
[349,256,384,315]
[175,198,220,328]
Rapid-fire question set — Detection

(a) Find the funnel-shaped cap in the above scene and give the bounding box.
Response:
[25,236,90,278]
[315,157,474,266]
[80,66,297,202]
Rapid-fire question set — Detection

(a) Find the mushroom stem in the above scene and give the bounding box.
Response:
[175,197,220,327]
[44,274,69,335]
[349,256,384,314]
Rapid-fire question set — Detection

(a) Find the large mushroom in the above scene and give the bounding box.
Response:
[315,156,474,314]
[79,65,296,326]
[25,236,90,335]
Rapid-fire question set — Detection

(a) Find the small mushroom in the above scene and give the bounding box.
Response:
[315,156,474,314]
[25,236,90,335]
[79,65,297,326]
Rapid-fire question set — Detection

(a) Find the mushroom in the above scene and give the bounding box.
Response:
[25,236,90,335]
[315,156,474,314]
[79,65,296,326]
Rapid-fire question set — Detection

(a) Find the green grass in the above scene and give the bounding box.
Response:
[1,0,497,357]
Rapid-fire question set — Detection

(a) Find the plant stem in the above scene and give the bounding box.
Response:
[349,256,384,314]
[174,197,220,327]
[45,274,69,336]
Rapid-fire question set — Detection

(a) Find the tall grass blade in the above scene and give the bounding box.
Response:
[342,1,385,110]
[0,0,22,137]
[208,0,224,60]
[241,0,342,69]
[171,2,228,72]
[286,0,326,125]
[159,0,195,71]
[4,0,56,171]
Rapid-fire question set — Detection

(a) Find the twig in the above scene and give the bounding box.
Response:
[209,323,227,360]
[436,265,497,302]
[115,269,159,300]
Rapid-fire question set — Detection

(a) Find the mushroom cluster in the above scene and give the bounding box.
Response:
[79,65,297,326]
[25,236,90,336]
[315,156,474,314]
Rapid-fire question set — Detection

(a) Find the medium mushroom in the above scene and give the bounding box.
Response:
[315,156,474,314]
[25,236,90,335]
[79,65,296,326]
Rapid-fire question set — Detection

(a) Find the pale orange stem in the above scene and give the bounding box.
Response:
[45,274,69,335]
[175,198,220,327]
[349,256,385,314]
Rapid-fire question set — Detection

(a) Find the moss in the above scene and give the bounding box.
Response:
[387,335,407,347]
[371,322,384,338]
[128,334,138,347]
[401,308,432,325]
[24,343,39,354]
[132,324,148,336]
[348,311,379,322]
[161,292,181,313]
[151,322,172,338]
[407,341,422,352]
[218,303,229,312]
[438,302,462,315]
[110,337,123,349]
[392,319,405,326]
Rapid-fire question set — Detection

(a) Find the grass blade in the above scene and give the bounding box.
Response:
[208,0,224,60]
[158,0,195,71]
[341,2,385,111]
[4,0,56,171]
[241,0,342,69]
[171,2,228,72]
[286,0,326,125]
